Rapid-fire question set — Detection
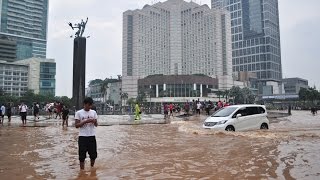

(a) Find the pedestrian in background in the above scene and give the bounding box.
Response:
[0,104,5,125]
[33,102,40,120]
[6,103,12,123]
[62,105,70,127]
[19,102,28,125]
[135,102,141,120]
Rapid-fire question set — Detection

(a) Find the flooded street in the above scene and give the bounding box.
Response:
[1,111,320,179]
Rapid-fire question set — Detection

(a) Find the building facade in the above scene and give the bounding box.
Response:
[212,0,283,94]
[138,75,219,102]
[0,35,16,62]
[0,60,28,96]
[283,78,309,94]
[86,79,122,105]
[16,57,56,95]
[123,0,233,98]
[0,0,49,60]
[87,83,104,102]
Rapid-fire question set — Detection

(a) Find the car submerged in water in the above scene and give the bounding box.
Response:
[203,105,269,131]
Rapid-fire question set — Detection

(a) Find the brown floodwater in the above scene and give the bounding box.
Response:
[0,113,320,180]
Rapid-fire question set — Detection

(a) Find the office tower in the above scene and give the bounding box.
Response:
[212,0,283,94]
[123,0,232,98]
[0,0,49,60]
[16,57,56,95]
[0,35,16,62]
[0,60,28,96]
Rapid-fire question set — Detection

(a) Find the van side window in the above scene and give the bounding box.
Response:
[247,107,259,115]
[258,107,266,114]
[232,108,247,118]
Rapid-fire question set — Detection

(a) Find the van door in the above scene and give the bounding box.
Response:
[232,107,248,131]
[246,107,260,130]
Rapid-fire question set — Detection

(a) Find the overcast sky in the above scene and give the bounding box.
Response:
[47,0,320,97]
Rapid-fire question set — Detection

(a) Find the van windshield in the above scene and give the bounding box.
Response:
[211,107,238,117]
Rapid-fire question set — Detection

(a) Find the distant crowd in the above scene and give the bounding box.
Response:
[0,102,71,126]
[162,99,230,119]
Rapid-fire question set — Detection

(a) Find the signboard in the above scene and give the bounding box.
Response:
[262,94,299,100]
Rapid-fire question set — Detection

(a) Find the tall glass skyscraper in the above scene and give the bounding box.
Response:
[212,0,282,92]
[0,0,48,60]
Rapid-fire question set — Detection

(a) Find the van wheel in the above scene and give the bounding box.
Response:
[260,123,268,130]
[225,125,235,131]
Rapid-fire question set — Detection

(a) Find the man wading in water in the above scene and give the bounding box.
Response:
[75,97,98,170]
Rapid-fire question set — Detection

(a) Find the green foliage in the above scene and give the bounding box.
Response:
[127,98,136,106]
[89,79,103,86]
[120,92,129,105]
[100,79,109,102]
[0,88,5,96]
[215,91,224,101]
[223,90,230,102]
[192,73,207,77]
[55,96,72,107]
[136,90,147,103]
[299,87,320,105]
[159,90,168,97]
[191,90,200,97]
[229,86,256,104]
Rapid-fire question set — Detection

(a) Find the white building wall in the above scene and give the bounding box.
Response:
[122,0,233,98]
[0,61,28,96]
[15,57,55,94]
[122,76,140,98]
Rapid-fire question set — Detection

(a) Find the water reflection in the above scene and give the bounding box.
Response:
[0,113,320,179]
[76,168,98,180]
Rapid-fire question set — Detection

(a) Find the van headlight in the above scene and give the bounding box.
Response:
[217,120,228,125]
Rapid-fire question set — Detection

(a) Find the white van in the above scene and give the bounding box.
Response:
[203,105,269,131]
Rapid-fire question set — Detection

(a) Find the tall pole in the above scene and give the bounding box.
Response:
[72,37,86,110]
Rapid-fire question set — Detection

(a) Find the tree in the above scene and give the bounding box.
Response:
[215,91,224,101]
[0,88,5,96]
[136,90,147,104]
[229,86,243,104]
[160,90,168,97]
[127,98,136,107]
[120,92,128,106]
[308,87,319,105]
[89,79,103,86]
[241,87,255,104]
[222,90,230,102]
[56,96,72,107]
[299,87,308,103]
[100,79,109,103]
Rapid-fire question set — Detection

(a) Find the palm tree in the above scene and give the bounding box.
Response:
[120,92,128,106]
[160,90,168,97]
[215,91,223,101]
[100,79,109,103]
[223,90,230,102]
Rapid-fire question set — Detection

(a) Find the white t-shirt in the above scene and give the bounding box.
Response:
[197,103,201,110]
[1,106,5,115]
[19,105,28,112]
[75,109,98,137]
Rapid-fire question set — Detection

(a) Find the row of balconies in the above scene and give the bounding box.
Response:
[8,7,44,19]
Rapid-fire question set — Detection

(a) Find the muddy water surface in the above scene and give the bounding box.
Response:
[0,112,320,179]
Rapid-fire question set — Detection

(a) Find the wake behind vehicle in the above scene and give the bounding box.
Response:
[203,105,269,131]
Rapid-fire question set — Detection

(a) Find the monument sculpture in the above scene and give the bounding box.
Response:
[68,18,89,110]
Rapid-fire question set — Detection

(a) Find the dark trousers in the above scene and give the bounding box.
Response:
[78,136,97,162]
[20,112,27,121]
